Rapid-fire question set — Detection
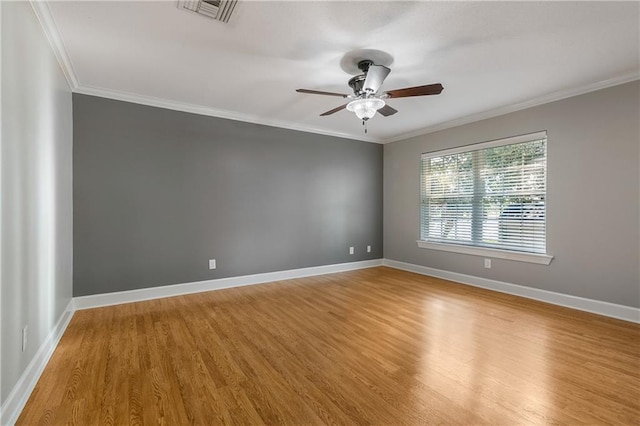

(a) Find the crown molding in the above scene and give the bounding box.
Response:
[73,85,383,143]
[29,0,79,90]
[75,72,639,145]
[383,72,640,144]
[28,0,637,145]
[29,0,378,142]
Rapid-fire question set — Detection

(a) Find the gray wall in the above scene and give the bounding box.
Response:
[73,94,383,297]
[1,2,73,405]
[385,81,640,307]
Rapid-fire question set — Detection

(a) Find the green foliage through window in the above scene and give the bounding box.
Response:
[420,133,547,254]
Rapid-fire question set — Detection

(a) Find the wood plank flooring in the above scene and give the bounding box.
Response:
[17,267,640,425]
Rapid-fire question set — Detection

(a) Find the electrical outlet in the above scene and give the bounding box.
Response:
[367,245,371,253]
[484,258,492,269]
[22,326,28,352]
[349,246,354,255]
[209,259,217,270]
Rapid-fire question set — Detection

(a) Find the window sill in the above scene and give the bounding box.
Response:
[416,241,553,265]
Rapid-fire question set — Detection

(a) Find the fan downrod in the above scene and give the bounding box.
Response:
[357,60,373,73]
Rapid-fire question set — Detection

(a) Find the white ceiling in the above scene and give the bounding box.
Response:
[47,1,639,143]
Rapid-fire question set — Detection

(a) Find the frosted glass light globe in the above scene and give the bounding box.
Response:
[346,98,385,120]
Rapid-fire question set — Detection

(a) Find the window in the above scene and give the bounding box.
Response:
[418,131,552,264]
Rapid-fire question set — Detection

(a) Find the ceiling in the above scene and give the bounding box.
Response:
[45,1,639,143]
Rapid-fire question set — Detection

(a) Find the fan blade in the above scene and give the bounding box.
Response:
[385,83,443,98]
[320,104,347,116]
[363,65,391,94]
[296,89,348,98]
[377,104,398,117]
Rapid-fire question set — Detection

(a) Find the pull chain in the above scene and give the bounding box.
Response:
[363,120,368,134]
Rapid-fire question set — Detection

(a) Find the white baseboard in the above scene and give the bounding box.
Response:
[0,299,75,426]
[1,259,382,424]
[382,259,640,323]
[74,259,384,310]
[4,257,636,425]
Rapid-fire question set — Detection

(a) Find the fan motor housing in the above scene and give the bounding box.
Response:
[348,60,377,95]
[348,74,366,96]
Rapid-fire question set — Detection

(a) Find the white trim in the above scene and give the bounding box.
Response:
[73,85,382,144]
[74,259,383,310]
[382,259,640,324]
[384,73,640,144]
[0,3,3,420]
[0,300,75,426]
[1,260,382,422]
[73,73,639,146]
[24,2,638,144]
[416,241,553,265]
[2,258,637,425]
[421,131,547,158]
[29,0,79,90]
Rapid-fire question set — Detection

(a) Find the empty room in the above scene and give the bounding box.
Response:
[2,0,639,424]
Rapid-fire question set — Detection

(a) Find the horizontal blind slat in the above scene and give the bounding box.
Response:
[421,136,547,254]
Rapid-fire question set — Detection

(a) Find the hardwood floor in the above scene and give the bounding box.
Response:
[17,267,640,425]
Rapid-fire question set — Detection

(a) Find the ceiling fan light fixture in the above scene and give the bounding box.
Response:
[346,98,385,120]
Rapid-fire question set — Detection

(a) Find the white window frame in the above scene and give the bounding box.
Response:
[417,131,553,265]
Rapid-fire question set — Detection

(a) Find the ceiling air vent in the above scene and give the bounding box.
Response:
[178,0,238,23]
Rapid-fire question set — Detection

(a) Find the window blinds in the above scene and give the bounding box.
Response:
[420,132,547,254]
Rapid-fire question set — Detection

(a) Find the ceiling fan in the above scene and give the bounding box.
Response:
[296,60,443,125]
